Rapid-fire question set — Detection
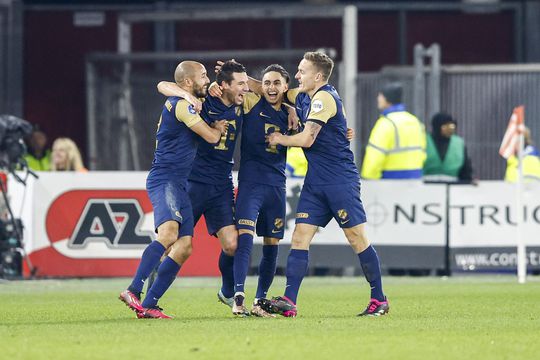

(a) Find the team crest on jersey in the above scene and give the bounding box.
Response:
[187,104,196,115]
[311,99,323,113]
[274,218,284,229]
[337,209,348,220]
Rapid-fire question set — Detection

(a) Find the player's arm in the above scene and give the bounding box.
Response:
[157,81,202,113]
[284,103,299,131]
[175,100,225,143]
[190,120,228,144]
[267,91,336,148]
[267,120,322,148]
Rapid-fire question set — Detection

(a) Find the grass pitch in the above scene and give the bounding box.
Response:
[1,276,539,360]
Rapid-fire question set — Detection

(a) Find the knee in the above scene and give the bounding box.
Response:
[157,227,178,248]
[170,242,192,264]
[291,233,309,250]
[222,240,237,256]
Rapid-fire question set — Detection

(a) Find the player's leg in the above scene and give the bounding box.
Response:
[140,234,193,319]
[120,181,182,312]
[249,236,279,318]
[253,185,285,307]
[343,224,388,316]
[146,180,205,292]
[204,182,237,307]
[259,184,332,317]
[231,181,264,316]
[216,224,238,305]
[330,182,388,316]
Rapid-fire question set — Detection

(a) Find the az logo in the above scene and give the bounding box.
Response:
[70,199,153,249]
[46,190,155,259]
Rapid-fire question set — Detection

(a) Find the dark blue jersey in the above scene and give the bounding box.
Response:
[189,95,243,185]
[289,85,359,185]
[238,93,288,186]
[149,97,203,182]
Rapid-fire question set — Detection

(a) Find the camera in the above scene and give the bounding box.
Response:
[0,115,33,279]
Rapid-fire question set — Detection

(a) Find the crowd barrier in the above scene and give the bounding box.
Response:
[8,172,540,277]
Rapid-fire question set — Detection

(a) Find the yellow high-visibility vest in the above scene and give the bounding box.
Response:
[361,111,426,179]
[505,145,540,183]
[286,147,308,177]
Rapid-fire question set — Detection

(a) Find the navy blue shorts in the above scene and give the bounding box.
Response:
[146,178,194,238]
[295,182,367,228]
[188,180,235,236]
[235,181,286,239]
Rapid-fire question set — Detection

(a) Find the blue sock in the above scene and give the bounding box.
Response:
[233,233,253,293]
[357,245,385,301]
[284,249,309,304]
[255,245,278,299]
[218,251,235,298]
[142,256,181,308]
[128,241,166,294]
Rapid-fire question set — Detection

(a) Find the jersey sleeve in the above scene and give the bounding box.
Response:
[286,88,300,105]
[242,92,261,114]
[306,91,337,123]
[175,99,203,128]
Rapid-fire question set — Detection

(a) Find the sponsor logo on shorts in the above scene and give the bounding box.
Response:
[274,218,284,229]
[174,211,183,221]
[337,209,350,225]
[296,212,309,219]
[238,219,255,227]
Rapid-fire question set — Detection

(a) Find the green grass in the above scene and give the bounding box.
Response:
[1,276,539,359]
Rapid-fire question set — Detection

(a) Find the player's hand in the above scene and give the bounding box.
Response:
[287,106,299,131]
[208,82,223,97]
[266,132,283,146]
[212,120,229,135]
[184,93,203,113]
[346,127,355,141]
[214,59,235,74]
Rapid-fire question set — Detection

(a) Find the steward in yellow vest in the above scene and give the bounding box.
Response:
[361,83,426,179]
[23,128,51,171]
[423,113,473,183]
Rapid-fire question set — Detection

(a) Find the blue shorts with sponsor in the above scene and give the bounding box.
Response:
[235,181,286,239]
[146,179,194,237]
[295,182,367,228]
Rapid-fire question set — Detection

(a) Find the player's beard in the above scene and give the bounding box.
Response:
[194,83,209,98]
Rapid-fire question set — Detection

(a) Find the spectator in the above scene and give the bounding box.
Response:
[505,127,540,183]
[361,82,426,179]
[423,112,474,183]
[50,138,87,172]
[24,127,51,171]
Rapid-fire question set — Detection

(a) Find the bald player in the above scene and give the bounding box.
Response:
[119,61,228,319]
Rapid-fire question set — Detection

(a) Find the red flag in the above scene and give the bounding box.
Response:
[499,106,525,159]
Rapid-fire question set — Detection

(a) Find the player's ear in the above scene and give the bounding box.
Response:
[315,72,322,82]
